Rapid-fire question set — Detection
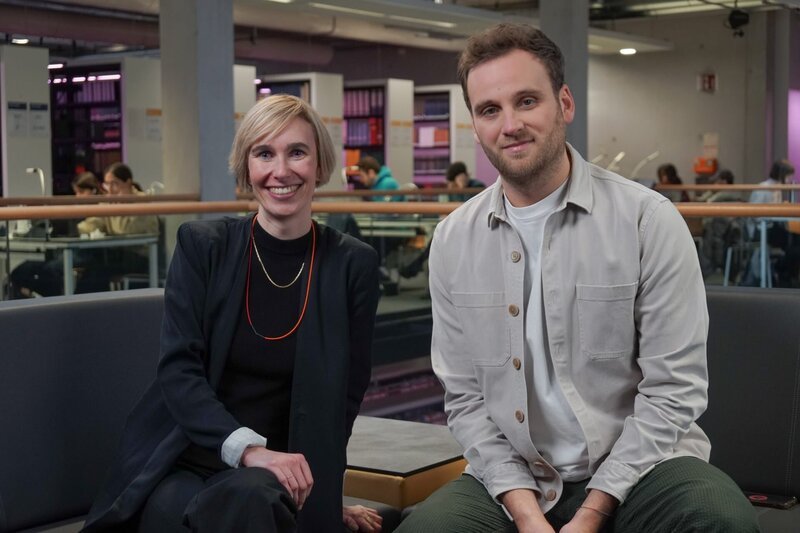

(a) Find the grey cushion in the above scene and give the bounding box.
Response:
[0,289,163,532]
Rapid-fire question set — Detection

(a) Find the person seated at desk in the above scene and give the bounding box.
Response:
[656,163,690,202]
[82,94,382,533]
[357,156,401,202]
[78,162,159,237]
[704,169,741,203]
[6,172,106,298]
[445,161,485,202]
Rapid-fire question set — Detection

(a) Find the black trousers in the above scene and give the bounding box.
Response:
[138,467,297,533]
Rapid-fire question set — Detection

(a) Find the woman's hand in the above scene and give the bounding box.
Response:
[241,447,313,509]
[343,505,383,532]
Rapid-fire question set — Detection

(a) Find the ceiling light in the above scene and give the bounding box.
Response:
[619,48,637,55]
[309,3,384,18]
[11,38,29,45]
[97,74,121,81]
[387,14,455,29]
[254,78,262,85]
[48,63,64,70]
[72,76,86,83]
[264,0,294,3]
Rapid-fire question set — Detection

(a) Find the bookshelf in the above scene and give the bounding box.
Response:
[343,79,413,188]
[50,64,122,194]
[256,72,343,191]
[413,84,475,188]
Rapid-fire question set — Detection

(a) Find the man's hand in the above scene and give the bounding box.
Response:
[500,489,555,533]
[241,447,313,509]
[343,504,383,532]
[559,489,617,533]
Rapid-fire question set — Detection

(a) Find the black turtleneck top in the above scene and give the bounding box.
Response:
[177,221,312,476]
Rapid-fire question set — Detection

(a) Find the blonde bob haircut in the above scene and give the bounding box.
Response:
[229,94,336,191]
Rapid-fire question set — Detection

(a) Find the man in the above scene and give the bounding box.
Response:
[398,23,757,533]
[356,155,401,202]
[445,161,485,202]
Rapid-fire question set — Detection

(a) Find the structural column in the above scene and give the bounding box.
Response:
[160,0,235,201]
[768,9,790,168]
[539,0,588,156]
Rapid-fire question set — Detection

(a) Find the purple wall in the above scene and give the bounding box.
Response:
[789,89,800,183]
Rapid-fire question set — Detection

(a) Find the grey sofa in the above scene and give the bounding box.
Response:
[1,287,799,532]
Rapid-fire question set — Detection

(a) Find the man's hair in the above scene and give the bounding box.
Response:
[717,169,734,185]
[657,163,680,184]
[357,156,381,174]
[457,23,565,112]
[446,161,468,182]
[229,94,335,191]
[769,159,795,183]
[105,162,133,183]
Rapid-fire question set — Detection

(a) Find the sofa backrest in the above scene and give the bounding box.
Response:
[701,286,800,498]
[0,289,163,533]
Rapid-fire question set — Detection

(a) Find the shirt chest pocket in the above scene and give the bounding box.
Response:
[452,291,511,366]
[576,283,637,360]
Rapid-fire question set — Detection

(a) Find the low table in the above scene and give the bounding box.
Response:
[345,416,466,508]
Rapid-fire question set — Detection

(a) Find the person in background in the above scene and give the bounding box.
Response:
[72,171,103,196]
[357,156,401,202]
[656,163,690,202]
[78,162,159,236]
[445,161,485,202]
[704,169,741,203]
[82,94,382,532]
[749,159,795,204]
[398,22,757,533]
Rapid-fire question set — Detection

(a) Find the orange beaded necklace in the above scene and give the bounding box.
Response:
[245,216,316,341]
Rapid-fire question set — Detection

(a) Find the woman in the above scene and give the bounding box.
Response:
[82,95,382,532]
[656,163,690,202]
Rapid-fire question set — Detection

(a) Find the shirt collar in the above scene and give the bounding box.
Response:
[486,143,594,228]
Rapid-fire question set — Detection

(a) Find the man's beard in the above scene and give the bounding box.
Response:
[483,117,567,190]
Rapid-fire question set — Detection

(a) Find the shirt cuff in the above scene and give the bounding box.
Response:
[221,427,267,468]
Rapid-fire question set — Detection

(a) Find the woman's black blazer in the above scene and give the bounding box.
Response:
[82,215,380,532]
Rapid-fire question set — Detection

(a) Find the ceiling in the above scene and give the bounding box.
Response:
[0,0,794,63]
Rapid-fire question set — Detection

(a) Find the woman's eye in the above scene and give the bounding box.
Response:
[256,151,273,160]
[290,149,306,158]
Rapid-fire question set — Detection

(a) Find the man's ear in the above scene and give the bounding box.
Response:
[559,84,575,124]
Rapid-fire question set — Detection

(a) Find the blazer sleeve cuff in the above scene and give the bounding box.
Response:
[221,427,267,468]
[585,459,640,503]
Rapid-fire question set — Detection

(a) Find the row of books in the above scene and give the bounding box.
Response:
[53,80,118,105]
[414,156,450,174]
[344,88,385,117]
[415,96,449,117]
[343,117,384,147]
[415,125,449,147]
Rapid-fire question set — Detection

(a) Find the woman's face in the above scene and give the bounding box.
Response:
[248,117,318,237]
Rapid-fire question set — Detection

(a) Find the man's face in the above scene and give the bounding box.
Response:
[467,49,574,191]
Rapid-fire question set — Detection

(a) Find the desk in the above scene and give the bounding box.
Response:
[345,416,465,508]
[352,215,439,240]
[1,234,158,295]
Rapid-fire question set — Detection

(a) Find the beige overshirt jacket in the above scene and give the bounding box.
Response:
[429,144,711,513]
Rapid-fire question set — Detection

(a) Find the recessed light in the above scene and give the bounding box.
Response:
[12,38,29,45]
[619,48,637,55]
[48,63,65,70]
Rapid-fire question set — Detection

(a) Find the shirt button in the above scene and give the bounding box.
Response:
[545,489,557,501]
[512,357,521,370]
[510,250,521,263]
[508,304,519,317]
[515,410,525,423]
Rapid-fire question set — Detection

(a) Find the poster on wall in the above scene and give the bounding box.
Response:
[145,108,162,141]
[8,101,28,137]
[29,103,49,137]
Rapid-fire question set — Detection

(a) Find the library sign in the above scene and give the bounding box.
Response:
[7,102,49,137]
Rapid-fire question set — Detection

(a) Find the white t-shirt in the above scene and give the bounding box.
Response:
[504,182,590,481]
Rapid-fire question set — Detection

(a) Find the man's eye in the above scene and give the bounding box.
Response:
[480,106,498,117]
[521,97,536,107]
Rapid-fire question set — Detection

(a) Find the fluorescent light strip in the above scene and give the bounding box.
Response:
[387,14,455,29]
[97,74,121,81]
[264,0,294,3]
[11,38,29,44]
[72,76,86,83]
[48,63,64,70]
[619,48,637,56]
[308,2,384,18]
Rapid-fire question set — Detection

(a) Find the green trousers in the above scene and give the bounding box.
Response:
[396,457,760,533]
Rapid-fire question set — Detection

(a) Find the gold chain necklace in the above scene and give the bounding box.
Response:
[252,235,305,289]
